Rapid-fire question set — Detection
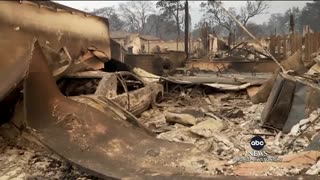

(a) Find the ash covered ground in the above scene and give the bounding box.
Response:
[0,126,102,180]
[1,90,319,179]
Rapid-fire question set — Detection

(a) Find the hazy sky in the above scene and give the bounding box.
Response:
[55,1,310,28]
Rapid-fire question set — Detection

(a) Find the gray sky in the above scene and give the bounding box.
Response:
[55,1,310,28]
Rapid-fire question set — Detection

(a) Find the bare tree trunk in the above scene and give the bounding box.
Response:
[184,0,189,59]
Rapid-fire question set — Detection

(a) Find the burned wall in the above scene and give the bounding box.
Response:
[185,60,278,73]
[0,1,111,59]
[124,54,163,75]
[0,0,111,100]
[110,39,125,62]
[0,1,111,124]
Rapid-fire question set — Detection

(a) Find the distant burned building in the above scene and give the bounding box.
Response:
[110,32,161,54]
[110,31,131,46]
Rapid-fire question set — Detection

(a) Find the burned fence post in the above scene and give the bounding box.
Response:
[184,0,189,59]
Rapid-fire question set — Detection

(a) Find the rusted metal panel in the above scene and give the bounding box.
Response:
[0,0,110,100]
[261,73,320,133]
[0,32,33,101]
[261,75,296,130]
[23,40,219,179]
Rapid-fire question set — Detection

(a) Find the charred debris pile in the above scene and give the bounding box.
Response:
[2,0,320,179]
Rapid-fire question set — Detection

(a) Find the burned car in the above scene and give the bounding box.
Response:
[57,71,163,116]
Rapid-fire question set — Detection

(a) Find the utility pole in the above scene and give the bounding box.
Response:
[205,22,208,55]
[184,0,189,59]
[233,28,236,47]
[289,14,295,34]
[176,1,179,51]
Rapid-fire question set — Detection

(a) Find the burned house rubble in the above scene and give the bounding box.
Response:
[2,1,320,180]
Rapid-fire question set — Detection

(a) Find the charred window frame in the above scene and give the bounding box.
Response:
[119,73,145,92]
[116,75,127,95]
[57,77,102,96]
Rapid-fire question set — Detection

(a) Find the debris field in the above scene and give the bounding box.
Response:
[2,88,320,178]
[2,1,320,179]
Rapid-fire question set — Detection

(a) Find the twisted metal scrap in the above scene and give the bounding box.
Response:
[209,1,286,72]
